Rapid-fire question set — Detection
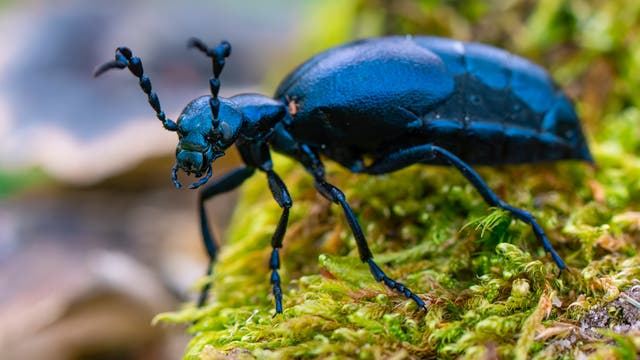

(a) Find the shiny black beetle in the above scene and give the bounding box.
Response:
[95,36,592,313]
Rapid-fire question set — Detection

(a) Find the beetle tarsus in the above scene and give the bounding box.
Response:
[196,261,214,307]
[367,259,426,310]
[271,268,283,314]
[270,249,284,314]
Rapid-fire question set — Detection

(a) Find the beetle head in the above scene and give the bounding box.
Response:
[173,95,243,189]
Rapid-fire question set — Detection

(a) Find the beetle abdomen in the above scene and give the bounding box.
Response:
[413,37,591,164]
[275,37,456,151]
[275,36,591,167]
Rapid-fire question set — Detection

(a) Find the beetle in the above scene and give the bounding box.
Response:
[95,35,592,313]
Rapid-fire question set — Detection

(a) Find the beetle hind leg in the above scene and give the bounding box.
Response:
[367,259,427,309]
[313,178,427,310]
[428,145,567,271]
[362,144,567,271]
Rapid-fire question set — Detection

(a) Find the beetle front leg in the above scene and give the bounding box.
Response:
[313,178,427,309]
[363,144,566,271]
[262,169,292,314]
[197,166,256,307]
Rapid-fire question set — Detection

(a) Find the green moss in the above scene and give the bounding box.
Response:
[154,0,640,358]
[156,129,640,358]
[0,167,49,198]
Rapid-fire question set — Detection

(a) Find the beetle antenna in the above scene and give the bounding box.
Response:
[187,38,232,122]
[94,47,178,132]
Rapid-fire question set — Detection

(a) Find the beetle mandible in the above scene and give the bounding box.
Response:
[95,35,592,313]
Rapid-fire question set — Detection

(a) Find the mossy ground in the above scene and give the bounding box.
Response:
[155,1,640,358]
[156,108,640,359]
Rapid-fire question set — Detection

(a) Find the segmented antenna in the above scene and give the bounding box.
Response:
[187,38,232,123]
[94,47,178,132]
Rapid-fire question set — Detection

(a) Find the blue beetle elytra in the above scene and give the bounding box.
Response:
[95,36,592,313]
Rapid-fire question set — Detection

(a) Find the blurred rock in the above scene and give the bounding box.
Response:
[0,244,185,360]
[1,152,243,358]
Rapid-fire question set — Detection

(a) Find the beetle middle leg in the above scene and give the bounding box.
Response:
[363,144,567,271]
[287,142,427,308]
[197,166,256,307]
[313,177,427,309]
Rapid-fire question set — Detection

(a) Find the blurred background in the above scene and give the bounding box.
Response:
[1,0,637,358]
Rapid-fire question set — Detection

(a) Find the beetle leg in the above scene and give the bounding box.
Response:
[429,145,566,271]
[197,166,256,307]
[362,144,566,271]
[313,177,427,310]
[262,169,293,314]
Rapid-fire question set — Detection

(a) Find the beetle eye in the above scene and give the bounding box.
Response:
[564,129,576,141]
